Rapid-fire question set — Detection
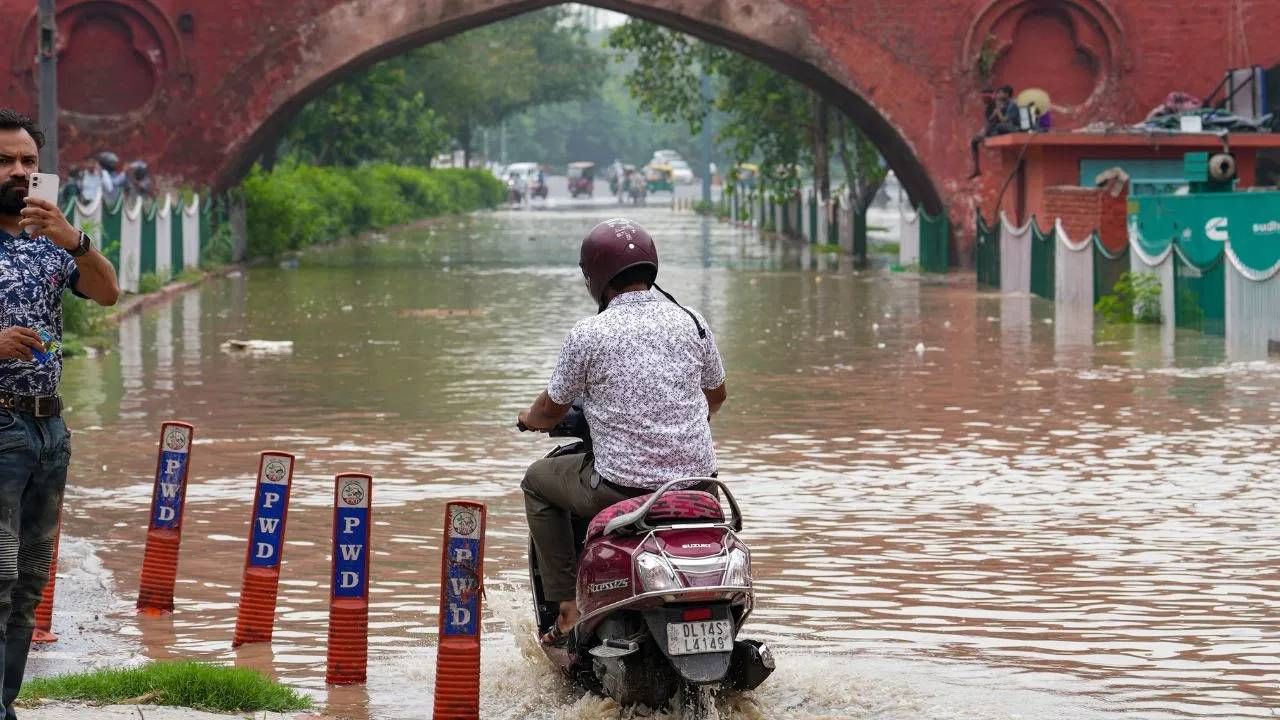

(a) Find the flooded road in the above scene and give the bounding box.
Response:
[35,207,1280,719]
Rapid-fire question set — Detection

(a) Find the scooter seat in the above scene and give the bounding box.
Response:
[586,490,724,542]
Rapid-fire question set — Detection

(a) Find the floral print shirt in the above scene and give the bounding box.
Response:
[0,229,83,396]
[548,289,725,489]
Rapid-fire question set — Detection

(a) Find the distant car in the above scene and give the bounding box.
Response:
[503,162,539,179]
[651,150,683,164]
[668,160,695,184]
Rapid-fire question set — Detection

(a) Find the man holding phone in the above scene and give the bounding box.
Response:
[0,108,118,719]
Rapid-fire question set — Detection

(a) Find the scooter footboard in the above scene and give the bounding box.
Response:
[641,605,734,685]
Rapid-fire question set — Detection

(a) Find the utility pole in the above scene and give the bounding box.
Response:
[700,72,712,205]
[37,0,59,173]
[499,119,507,166]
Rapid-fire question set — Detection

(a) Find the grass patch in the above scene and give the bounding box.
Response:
[137,272,165,294]
[174,268,206,284]
[19,661,312,714]
[870,241,900,256]
[813,243,842,253]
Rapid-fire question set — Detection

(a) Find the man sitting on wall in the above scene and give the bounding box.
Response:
[970,85,1019,178]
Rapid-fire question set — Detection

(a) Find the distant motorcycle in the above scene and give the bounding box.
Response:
[506,178,525,204]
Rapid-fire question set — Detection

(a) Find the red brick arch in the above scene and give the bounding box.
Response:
[3,0,1279,263]
[201,0,949,216]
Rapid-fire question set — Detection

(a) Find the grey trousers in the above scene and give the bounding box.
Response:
[0,410,70,720]
[522,453,638,602]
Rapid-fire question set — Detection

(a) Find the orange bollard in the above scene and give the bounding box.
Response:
[137,421,195,614]
[326,473,372,685]
[32,517,61,644]
[432,501,487,720]
[233,452,296,647]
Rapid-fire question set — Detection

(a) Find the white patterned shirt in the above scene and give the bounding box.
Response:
[547,289,725,489]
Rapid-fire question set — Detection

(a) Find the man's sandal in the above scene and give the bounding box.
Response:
[541,623,572,648]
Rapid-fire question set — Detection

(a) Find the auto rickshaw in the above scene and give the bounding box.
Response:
[567,162,595,198]
[645,163,674,193]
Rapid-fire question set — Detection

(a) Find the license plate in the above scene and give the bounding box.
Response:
[666,620,733,655]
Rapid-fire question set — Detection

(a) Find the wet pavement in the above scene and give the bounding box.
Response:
[32,206,1280,719]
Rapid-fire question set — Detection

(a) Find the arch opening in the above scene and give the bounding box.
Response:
[223,0,944,215]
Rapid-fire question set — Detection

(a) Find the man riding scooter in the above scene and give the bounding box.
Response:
[518,218,728,646]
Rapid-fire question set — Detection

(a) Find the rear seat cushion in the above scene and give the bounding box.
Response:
[586,490,724,542]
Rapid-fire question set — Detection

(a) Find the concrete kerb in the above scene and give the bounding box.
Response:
[104,264,245,327]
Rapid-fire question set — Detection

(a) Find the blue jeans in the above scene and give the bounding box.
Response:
[0,410,69,720]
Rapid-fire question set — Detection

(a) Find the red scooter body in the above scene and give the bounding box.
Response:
[527,411,774,713]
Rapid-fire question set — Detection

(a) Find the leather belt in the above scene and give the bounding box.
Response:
[0,392,62,418]
[601,478,652,499]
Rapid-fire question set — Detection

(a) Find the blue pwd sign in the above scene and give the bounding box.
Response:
[151,424,192,531]
[332,475,371,600]
[441,503,485,637]
[248,453,293,569]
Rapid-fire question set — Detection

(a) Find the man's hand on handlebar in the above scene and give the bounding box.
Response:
[516,410,545,433]
[517,391,571,433]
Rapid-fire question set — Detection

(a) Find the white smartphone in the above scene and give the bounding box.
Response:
[25,172,60,235]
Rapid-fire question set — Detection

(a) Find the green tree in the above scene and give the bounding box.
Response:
[403,6,608,166]
[607,19,886,210]
[283,7,606,168]
[284,63,449,167]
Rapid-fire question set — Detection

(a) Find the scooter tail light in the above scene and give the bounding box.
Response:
[636,552,682,592]
[723,548,751,587]
[682,607,713,622]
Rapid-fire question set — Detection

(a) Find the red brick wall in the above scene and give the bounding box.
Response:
[2,0,1279,265]
[1044,186,1127,252]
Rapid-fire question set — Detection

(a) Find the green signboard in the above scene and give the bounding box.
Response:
[1130,191,1280,274]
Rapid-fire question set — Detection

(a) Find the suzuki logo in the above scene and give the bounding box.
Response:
[1205,216,1229,242]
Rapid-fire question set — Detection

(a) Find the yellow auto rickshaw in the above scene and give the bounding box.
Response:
[645,163,674,193]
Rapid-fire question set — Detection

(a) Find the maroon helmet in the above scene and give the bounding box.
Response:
[580,218,659,307]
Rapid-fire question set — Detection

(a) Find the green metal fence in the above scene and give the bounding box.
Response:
[1030,221,1055,300]
[1092,235,1129,305]
[975,212,1000,287]
[919,211,950,273]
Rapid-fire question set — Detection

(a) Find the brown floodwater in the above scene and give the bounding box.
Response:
[28,207,1280,719]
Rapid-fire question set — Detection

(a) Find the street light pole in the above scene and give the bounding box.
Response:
[700,72,713,206]
[36,0,59,173]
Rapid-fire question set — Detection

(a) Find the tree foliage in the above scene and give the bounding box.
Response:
[500,59,729,168]
[405,7,607,164]
[284,63,449,167]
[284,7,607,167]
[607,19,887,208]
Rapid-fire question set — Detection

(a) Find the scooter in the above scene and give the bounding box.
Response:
[506,179,524,204]
[524,409,774,715]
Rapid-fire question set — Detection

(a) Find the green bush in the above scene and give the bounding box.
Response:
[1096,271,1162,324]
[242,164,504,258]
[137,272,165,294]
[62,291,107,338]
